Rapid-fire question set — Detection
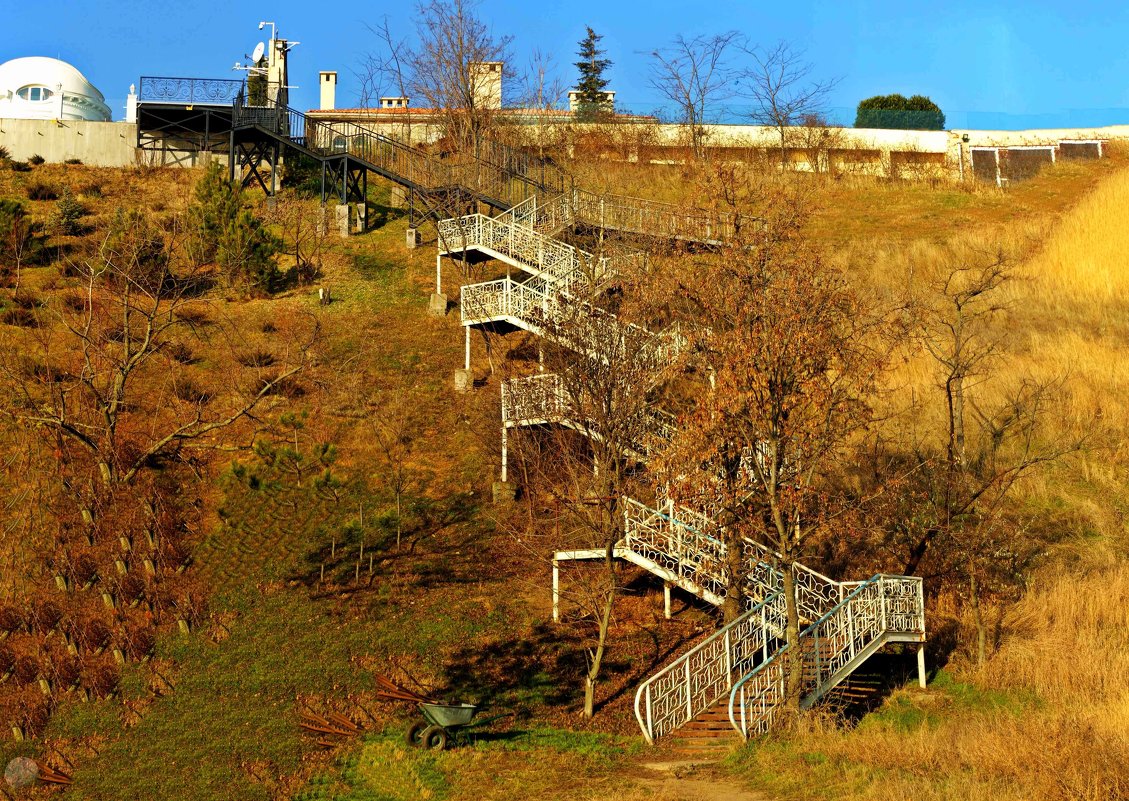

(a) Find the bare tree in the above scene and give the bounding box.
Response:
[650,168,892,705]
[896,238,1081,662]
[356,16,416,143]
[649,32,741,159]
[507,273,665,717]
[0,213,313,490]
[404,0,513,153]
[737,41,839,169]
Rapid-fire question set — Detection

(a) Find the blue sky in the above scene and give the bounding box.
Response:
[4,0,1128,128]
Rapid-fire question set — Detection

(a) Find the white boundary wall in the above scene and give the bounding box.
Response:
[0,118,139,167]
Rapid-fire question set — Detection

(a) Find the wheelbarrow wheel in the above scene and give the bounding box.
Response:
[405,720,429,748]
[421,725,449,750]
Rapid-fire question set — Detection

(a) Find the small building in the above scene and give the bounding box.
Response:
[568,90,615,113]
[469,61,502,110]
[0,57,112,122]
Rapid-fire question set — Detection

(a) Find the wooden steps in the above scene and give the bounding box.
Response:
[664,699,741,753]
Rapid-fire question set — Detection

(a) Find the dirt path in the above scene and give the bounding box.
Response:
[629,759,769,801]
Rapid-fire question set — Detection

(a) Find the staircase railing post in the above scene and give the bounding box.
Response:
[879,577,888,632]
[684,660,693,720]
[646,687,654,741]
[813,627,822,695]
[724,629,733,688]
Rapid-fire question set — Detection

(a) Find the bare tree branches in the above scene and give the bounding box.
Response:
[737,41,839,167]
[649,32,741,159]
[359,1,517,153]
[0,216,315,489]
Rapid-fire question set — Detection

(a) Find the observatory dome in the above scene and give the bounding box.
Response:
[0,57,112,122]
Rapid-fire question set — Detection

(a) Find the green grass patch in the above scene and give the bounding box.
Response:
[296,737,449,801]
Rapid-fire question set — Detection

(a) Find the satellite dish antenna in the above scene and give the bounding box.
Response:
[251,42,265,63]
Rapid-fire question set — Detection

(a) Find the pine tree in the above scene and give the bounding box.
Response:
[186,162,279,294]
[574,26,612,121]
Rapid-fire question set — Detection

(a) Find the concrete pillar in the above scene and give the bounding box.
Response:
[125,84,138,123]
[917,645,927,688]
[354,202,365,233]
[663,582,672,620]
[428,293,448,317]
[453,368,473,393]
[316,204,328,236]
[335,204,350,238]
[390,186,407,209]
[492,481,516,504]
[405,228,421,249]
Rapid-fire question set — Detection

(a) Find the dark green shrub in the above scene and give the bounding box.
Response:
[0,199,44,268]
[0,146,9,163]
[52,189,86,235]
[187,162,280,294]
[25,182,57,201]
[64,158,83,165]
[855,94,945,130]
[27,154,45,166]
[10,161,30,173]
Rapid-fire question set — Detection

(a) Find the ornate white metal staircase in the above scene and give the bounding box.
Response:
[617,497,926,744]
[440,147,924,748]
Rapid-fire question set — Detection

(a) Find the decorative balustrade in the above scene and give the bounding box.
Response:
[503,375,675,458]
[728,574,925,739]
[438,211,614,293]
[566,188,739,244]
[460,276,677,373]
[634,593,787,744]
[638,497,844,623]
[138,76,246,105]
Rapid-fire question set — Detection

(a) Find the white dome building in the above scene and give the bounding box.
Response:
[0,57,112,122]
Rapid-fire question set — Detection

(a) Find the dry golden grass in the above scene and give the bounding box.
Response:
[721,153,1129,801]
[733,564,1129,801]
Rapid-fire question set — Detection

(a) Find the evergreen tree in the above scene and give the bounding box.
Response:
[186,162,280,294]
[574,26,612,121]
[855,93,945,130]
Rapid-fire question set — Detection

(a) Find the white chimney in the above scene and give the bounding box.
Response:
[319,71,337,110]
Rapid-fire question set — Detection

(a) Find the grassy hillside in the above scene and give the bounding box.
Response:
[0,151,1126,801]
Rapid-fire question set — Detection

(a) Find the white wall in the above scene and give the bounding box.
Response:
[0,118,139,166]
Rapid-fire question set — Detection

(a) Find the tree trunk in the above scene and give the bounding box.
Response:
[584,565,616,718]
[969,570,987,667]
[782,563,803,708]
[722,531,745,624]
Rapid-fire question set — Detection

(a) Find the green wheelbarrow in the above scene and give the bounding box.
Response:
[404,702,510,750]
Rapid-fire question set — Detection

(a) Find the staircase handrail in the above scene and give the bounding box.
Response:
[569,188,737,244]
[460,277,677,368]
[233,94,568,208]
[439,212,614,293]
[503,373,675,456]
[727,573,925,738]
[634,592,787,744]
[655,498,844,621]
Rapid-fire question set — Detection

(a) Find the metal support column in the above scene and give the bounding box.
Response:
[663,582,672,620]
[464,326,471,371]
[270,142,279,196]
[552,560,560,622]
[917,645,927,688]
